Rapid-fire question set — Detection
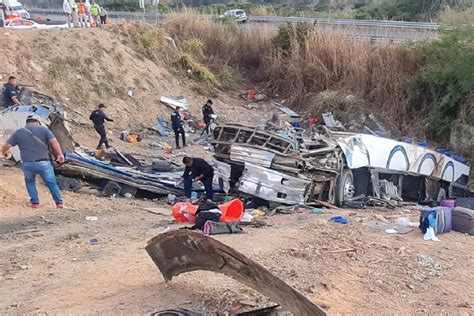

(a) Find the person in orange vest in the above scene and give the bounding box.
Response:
[77,0,87,28]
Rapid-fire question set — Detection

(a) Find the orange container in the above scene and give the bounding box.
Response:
[172,202,199,223]
[218,199,244,222]
[172,199,243,223]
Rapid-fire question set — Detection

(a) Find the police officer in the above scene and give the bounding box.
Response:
[2,76,22,108]
[89,103,113,149]
[171,106,186,149]
[202,99,214,134]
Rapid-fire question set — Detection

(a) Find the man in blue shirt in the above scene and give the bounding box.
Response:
[2,115,65,209]
[2,76,22,108]
[89,103,113,149]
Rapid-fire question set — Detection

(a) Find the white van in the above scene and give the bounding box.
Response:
[1,0,30,19]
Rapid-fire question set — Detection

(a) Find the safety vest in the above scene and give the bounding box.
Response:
[78,3,86,14]
[90,4,99,17]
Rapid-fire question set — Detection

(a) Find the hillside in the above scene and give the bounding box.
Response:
[0,27,267,144]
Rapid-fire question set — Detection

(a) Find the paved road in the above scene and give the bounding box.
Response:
[29,8,438,44]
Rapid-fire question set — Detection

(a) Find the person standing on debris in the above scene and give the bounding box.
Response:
[89,0,100,27]
[202,99,214,134]
[181,157,214,203]
[89,103,113,149]
[171,106,186,149]
[2,76,21,108]
[2,115,65,209]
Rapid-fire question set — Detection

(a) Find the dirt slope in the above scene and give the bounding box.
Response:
[0,28,263,135]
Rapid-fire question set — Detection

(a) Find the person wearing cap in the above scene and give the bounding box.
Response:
[171,106,186,149]
[2,115,65,209]
[202,99,214,134]
[2,76,21,108]
[89,103,113,150]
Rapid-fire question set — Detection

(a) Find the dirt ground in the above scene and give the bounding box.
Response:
[1,162,473,315]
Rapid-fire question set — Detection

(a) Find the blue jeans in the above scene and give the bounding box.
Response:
[184,176,214,200]
[22,161,63,205]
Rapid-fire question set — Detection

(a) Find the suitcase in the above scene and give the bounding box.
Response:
[452,207,474,235]
[420,207,452,235]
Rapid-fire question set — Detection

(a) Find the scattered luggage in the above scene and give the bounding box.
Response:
[452,207,474,235]
[419,207,452,235]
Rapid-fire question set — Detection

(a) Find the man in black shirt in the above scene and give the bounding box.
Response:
[2,76,21,108]
[181,156,214,202]
[171,106,186,149]
[89,103,113,149]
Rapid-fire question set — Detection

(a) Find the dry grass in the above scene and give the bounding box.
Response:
[262,28,424,136]
[439,6,474,25]
[111,14,428,137]
[162,12,272,71]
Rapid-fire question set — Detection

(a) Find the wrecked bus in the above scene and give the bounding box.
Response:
[212,124,470,206]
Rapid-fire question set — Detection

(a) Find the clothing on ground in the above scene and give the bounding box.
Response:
[7,124,54,162]
[22,161,62,204]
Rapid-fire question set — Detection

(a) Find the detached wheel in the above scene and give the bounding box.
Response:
[336,168,354,207]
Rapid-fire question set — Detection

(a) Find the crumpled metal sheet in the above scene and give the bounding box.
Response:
[146,230,327,316]
[230,145,275,168]
[239,163,310,205]
[160,96,189,110]
[213,160,232,193]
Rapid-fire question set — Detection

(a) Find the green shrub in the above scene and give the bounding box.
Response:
[411,28,474,142]
[184,38,205,55]
[179,54,217,86]
[272,23,313,54]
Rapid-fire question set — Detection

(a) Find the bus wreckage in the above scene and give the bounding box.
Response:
[212,123,470,207]
[0,89,470,206]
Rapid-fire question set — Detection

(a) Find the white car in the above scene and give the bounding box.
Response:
[4,19,68,29]
[7,1,30,19]
[222,9,248,23]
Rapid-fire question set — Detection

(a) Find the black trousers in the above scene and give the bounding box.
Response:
[174,127,185,148]
[94,124,109,148]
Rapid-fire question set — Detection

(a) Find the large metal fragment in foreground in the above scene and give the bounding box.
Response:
[146,230,327,316]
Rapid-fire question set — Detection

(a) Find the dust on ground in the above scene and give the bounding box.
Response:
[1,166,473,315]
